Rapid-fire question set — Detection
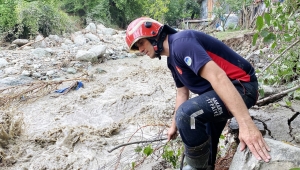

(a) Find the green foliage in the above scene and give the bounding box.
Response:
[0,0,76,40]
[0,1,17,33]
[253,0,300,98]
[290,168,300,170]
[162,142,183,168]
[131,162,136,170]
[143,144,153,156]
[134,146,142,153]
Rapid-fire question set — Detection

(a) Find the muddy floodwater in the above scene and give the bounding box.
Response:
[2,55,300,170]
[1,56,180,170]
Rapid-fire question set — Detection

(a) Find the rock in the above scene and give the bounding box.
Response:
[31,48,52,58]
[12,39,29,46]
[0,58,8,68]
[85,23,97,34]
[67,67,77,74]
[229,138,300,170]
[32,34,47,48]
[21,70,32,77]
[260,85,276,97]
[64,38,73,45]
[88,45,106,59]
[73,33,87,45]
[7,44,18,50]
[249,108,295,145]
[75,50,98,63]
[85,33,100,42]
[0,76,33,86]
[4,67,20,75]
[99,28,117,36]
[229,117,265,135]
[291,114,300,143]
[48,35,62,45]
[127,53,137,58]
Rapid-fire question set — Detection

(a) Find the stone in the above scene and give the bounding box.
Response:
[12,39,29,46]
[229,138,300,170]
[75,50,98,63]
[0,58,8,68]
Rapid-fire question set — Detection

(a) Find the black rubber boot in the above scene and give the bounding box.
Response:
[182,137,211,170]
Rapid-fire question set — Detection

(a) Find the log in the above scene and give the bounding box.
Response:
[256,84,300,106]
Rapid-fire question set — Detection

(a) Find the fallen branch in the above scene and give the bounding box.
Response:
[107,138,167,153]
[256,84,300,106]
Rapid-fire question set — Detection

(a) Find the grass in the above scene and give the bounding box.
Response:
[214,29,253,40]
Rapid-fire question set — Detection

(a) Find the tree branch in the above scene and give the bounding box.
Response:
[107,138,167,153]
[256,84,300,106]
[258,39,300,77]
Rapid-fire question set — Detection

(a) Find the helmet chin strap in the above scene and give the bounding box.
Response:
[147,32,167,60]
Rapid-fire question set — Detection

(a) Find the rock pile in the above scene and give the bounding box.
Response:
[0,23,137,87]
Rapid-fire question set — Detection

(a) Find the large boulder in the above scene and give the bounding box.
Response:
[229,138,300,170]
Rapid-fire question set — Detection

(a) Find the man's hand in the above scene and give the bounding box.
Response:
[167,125,178,141]
[239,121,271,162]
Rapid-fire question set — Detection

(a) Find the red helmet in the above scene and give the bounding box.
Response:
[125,17,163,50]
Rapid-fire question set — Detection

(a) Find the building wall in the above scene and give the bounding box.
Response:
[201,0,215,19]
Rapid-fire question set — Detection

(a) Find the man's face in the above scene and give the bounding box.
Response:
[135,39,156,59]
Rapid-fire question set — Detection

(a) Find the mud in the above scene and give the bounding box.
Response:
[1,56,177,169]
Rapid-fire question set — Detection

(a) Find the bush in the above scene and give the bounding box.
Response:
[0,1,18,37]
[0,0,77,41]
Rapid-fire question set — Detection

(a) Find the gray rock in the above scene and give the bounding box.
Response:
[31,48,52,58]
[32,72,42,78]
[12,39,29,46]
[0,58,8,68]
[67,67,77,74]
[99,28,117,36]
[229,138,300,170]
[64,38,73,45]
[85,33,100,42]
[32,35,47,48]
[249,108,295,144]
[85,23,97,34]
[127,53,137,58]
[88,45,106,59]
[7,44,18,50]
[0,76,33,86]
[21,70,31,77]
[76,50,98,63]
[260,85,276,98]
[46,70,56,76]
[4,67,20,75]
[291,115,300,143]
[73,34,87,45]
[48,35,62,44]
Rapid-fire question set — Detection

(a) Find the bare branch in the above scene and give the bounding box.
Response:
[107,138,167,153]
[256,84,300,106]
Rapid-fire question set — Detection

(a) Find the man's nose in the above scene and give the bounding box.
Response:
[138,46,143,52]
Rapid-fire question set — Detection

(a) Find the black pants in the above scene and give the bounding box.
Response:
[175,80,258,166]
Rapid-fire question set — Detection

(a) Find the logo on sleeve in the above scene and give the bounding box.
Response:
[176,66,182,75]
[184,56,192,66]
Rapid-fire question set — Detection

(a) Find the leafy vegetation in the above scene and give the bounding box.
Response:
[162,141,183,168]
[253,0,300,101]
[0,0,76,41]
[0,0,205,40]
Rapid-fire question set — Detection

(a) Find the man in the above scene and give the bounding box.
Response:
[125,17,271,170]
